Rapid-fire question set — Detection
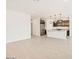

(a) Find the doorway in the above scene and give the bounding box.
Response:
[40,20,47,36]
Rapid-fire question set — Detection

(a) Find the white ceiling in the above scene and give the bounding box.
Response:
[7,0,72,17]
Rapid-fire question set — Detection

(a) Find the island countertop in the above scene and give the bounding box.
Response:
[52,27,69,30]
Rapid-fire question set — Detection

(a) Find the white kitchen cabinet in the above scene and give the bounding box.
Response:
[47,29,67,39]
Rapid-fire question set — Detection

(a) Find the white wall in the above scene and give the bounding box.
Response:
[6,10,31,43]
[32,18,40,36]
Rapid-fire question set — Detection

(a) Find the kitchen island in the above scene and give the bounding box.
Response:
[46,27,69,39]
[45,19,69,39]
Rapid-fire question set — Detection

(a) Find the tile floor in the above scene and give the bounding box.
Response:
[6,36,72,59]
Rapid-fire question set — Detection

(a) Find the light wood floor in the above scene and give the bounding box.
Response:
[6,36,72,59]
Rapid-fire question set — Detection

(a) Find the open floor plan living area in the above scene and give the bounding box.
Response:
[6,0,72,59]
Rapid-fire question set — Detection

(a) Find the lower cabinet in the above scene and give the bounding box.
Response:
[47,29,68,39]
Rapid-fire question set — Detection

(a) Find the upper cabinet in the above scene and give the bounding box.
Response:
[53,20,69,27]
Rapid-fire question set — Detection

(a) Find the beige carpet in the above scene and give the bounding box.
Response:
[6,36,72,59]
